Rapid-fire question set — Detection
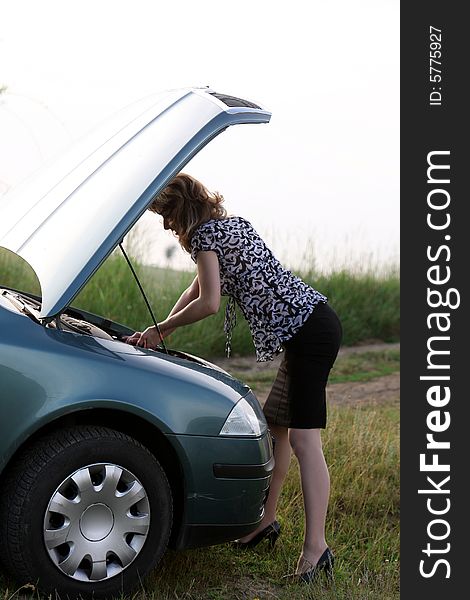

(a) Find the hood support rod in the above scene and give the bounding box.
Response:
[119,242,168,354]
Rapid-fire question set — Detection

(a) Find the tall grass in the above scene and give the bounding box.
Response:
[0,247,399,357]
[0,249,40,296]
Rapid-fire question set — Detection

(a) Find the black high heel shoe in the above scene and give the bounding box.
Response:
[232,520,281,549]
[297,547,335,583]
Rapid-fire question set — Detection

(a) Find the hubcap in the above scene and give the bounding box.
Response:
[80,503,114,541]
[43,463,151,582]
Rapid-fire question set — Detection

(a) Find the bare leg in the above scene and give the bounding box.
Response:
[288,428,330,572]
[235,424,290,542]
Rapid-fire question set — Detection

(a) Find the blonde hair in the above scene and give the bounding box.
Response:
[149,173,227,252]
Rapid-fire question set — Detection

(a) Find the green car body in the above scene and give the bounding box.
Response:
[0,290,273,549]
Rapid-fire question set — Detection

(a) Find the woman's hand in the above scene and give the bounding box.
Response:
[135,326,162,349]
[124,325,169,349]
[123,331,142,345]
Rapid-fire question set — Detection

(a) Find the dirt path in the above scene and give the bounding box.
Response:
[326,373,399,406]
[212,342,400,407]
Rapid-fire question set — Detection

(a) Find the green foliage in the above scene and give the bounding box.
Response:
[0,249,41,295]
[312,268,400,345]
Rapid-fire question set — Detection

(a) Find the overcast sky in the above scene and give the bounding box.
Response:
[0,0,399,272]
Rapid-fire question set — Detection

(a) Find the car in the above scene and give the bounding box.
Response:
[0,87,274,599]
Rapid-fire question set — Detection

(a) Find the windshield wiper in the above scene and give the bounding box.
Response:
[118,243,168,354]
[1,289,41,324]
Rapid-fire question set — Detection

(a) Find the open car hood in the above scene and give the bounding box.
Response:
[0,88,271,319]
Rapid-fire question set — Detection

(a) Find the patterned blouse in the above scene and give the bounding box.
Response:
[190,216,327,362]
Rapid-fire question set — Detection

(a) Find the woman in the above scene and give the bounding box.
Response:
[125,173,342,582]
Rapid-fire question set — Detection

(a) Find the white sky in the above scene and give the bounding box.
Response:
[0,0,399,272]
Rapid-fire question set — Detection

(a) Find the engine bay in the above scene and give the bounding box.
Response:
[1,287,230,375]
[1,288,121,341]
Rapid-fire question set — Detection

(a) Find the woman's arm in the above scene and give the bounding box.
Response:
[158,275,200,337]
[135,251,221,349]
[167,275,200,320]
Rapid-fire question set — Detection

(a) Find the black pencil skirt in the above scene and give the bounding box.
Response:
[263,302,342,429]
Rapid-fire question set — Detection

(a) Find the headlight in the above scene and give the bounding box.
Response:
[219,397,266,437]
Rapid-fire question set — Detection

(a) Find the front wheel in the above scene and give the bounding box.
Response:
[0,425,172,599]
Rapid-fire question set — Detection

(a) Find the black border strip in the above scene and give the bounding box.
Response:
[401,3,466,597]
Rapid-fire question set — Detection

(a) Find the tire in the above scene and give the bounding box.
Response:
[0,425,172,599]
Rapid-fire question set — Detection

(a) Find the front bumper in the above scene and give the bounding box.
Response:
[167,430,274,549]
